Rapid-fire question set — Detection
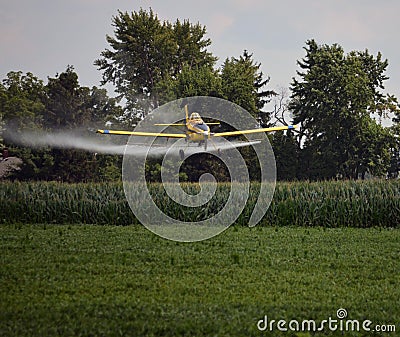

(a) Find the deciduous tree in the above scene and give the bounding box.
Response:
[290,40,399,179]
[95,8,216,116]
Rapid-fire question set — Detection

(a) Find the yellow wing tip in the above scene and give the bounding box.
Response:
[97,129,111,134]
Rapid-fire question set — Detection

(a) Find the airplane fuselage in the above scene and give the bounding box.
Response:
[185,112,211,143]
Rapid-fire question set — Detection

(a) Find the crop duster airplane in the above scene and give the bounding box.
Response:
[97,105,297,158]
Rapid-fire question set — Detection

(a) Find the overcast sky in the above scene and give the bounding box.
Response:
[1,0,399,101]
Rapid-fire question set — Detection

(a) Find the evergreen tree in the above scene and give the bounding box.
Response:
[221,50,275,119]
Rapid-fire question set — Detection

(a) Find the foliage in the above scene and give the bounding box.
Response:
[0,71,51,179]
[1,68,122,182]
[1,224,399,336]
[390,118,400,178]
[95,8,216,115]
[290,39,399,180]
[221,50,276,119]
[45,66,89,128]
[0,71,46,132]
[43,67,122,182]
[270,130,299,180]
[156,64,223,104]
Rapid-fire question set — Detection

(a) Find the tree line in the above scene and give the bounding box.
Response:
[1,8,399,182]
[0,68,124,181]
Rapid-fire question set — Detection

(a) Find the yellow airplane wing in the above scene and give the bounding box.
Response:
[96,129,186,138]
[154,122,220,126]
[154,123,186,126]
[213,125,297,137]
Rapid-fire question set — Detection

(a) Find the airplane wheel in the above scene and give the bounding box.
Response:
[179,149,185,160]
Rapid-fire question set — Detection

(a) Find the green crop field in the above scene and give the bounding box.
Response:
[1,180,399,227]
[1,225,399,336]
[0,180,399,336]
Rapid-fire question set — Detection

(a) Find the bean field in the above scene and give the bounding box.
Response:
[1,180,399,336]
[1,225,400,336]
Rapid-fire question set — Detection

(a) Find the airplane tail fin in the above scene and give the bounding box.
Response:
[184,105,189,123]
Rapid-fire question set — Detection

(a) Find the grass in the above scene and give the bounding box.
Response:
[1,224,399,336]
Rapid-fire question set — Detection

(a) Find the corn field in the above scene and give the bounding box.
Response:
[0,180,399,227]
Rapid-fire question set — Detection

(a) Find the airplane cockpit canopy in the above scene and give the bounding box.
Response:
[194,123,208,131]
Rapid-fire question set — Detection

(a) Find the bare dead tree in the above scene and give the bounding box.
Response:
[267,87,291,126]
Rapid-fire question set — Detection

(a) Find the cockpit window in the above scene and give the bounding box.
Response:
[195,123,208,131]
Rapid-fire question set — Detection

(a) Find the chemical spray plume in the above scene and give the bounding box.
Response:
[6,129,130,155]
[6,129,261,158]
